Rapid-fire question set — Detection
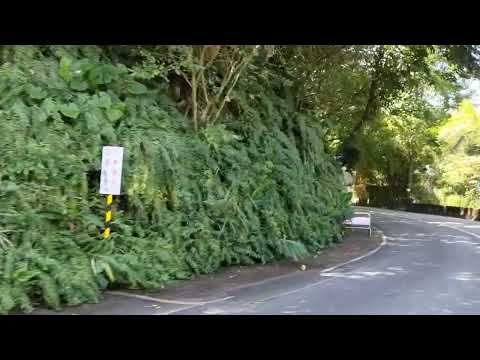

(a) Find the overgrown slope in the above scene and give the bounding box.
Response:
[0,46,351,313]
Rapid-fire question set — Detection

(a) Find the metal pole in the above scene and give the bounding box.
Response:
[103,194,113,239]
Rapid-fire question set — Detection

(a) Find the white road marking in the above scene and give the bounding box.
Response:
[108,291,234,306]
[364,207,480,241]
[437,224,480,240]
[202,308,226,315]
[115,223,389,315]
[241,230,389,304]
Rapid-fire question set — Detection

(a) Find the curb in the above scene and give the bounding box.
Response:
[243,228,388,304]
[107,291,234,306]
[320,227,387,274]
[223,228,387,295]
[126,228,388,313]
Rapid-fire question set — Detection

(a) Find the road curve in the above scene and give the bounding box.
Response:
[176,207,480,315]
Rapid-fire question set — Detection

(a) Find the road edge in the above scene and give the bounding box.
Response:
[158,228,388,314]
[320,227,387,274]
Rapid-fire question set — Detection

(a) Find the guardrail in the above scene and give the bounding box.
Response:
[406,203,480,221]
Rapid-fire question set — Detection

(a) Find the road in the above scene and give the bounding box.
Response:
[175,207,480,315]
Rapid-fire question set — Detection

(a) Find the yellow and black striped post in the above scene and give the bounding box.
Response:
[103,194,113,239]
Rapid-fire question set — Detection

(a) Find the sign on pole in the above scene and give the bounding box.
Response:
[100,146,124,195]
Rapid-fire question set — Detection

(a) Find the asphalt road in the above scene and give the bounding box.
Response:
[176,207,480,315]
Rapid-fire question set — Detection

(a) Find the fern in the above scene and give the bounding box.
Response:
[0,45,351,314]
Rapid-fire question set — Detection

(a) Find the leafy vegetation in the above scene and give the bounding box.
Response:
[1,44,479,313]
[0,45,352,313]
[352,98,480,209]
[427,100,480,208]
[336,46,480,208]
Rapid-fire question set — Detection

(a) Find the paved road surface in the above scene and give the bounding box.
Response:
[176,207,480,315]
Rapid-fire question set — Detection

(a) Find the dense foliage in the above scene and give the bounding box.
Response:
[428,100,480,207]
[0,45,352,313]
[1,44,479,313]
[353,99,480,209]
[337,46,480,208]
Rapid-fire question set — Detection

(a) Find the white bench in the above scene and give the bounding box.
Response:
[343,212,372,237]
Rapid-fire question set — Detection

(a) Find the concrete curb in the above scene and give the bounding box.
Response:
[320,227,387,273]
[243,228,388,304]
[149,229,388,314]
[224,228,387,294]
[107,291,235,306]
[108,229,387,310]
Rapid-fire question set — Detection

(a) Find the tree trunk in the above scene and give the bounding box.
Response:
[407,158,414,205]
[352,77,379,134]
[351,46,385,135]
[408,156,414,189]
[191,71,198,132]
[338,46,385,169]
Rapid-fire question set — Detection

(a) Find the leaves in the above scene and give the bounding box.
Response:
[70,78,89,91]
[88,64,119,85]
[127,81,147,95]
[98,92,112,109]
[0,182,18,193]
[59,103,80,119]
[58,56,73,82]
[431,100,480,207]
[0,45,353,315]
[26,85,47,100]
[82,213,104,227]
[106,108,124,122]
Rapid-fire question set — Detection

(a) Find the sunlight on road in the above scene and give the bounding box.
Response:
[452,272,480,281]
[427,221,463,226]
[320,270,401,280]
[389,243,426,247]
[440,239,478,245]
[387,236,433,242]
[412,261,440,267]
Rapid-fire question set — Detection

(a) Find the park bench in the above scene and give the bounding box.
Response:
[343,212,372,237]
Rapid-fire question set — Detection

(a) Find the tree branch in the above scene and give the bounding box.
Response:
[211,50,255,125]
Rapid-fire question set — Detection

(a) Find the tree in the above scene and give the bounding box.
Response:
[433,100,480,206]
[338,45,480,169]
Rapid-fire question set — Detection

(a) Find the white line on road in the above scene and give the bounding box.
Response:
[242,229,388,304]
[108,225,389,315]
[368,208,480,240]
[148,229,389,315]
[107,291,234,306]
[155,211,479,315]
[321,228,387,273]
[435,224,480,239]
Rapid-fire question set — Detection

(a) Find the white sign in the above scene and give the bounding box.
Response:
[99,146,124,195]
